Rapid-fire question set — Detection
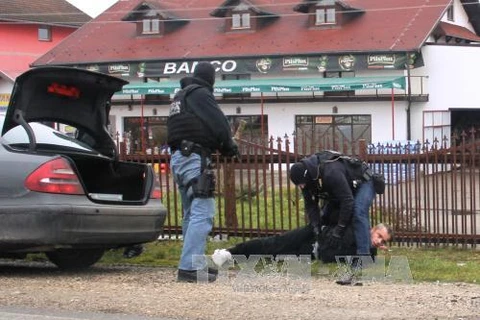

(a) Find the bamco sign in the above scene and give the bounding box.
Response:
[163,60,237,74]
[79,53,422,79]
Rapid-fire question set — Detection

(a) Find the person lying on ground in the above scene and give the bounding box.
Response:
[212,223,392,266]
[211,223,392,285]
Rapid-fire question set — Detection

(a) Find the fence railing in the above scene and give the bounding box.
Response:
[118,131,480,247]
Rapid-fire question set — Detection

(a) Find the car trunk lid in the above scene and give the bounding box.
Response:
[2,66,128,158]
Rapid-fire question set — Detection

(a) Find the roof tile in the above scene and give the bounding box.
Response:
[0,0,91,26]
[32,0,462,66]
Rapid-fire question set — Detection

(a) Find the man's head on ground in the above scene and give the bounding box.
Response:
[370,223,393,250]
[290,162,308,188]
[194,62,216,86]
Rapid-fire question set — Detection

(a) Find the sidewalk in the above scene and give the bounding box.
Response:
[0,306,175,320]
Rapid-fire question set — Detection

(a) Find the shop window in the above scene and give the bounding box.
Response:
[123,116,168,155]
[294,114,371,155]
[123,115,267,154]
[424,110,451,147]
[226,115,268,144]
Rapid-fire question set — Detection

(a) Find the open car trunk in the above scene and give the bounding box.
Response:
[66,153,153,204]
[0,66,154,203]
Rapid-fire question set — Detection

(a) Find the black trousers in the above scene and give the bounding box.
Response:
[227,225,361,263]
[228,225,316,258]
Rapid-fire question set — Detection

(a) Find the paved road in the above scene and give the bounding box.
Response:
[0,306,174,320]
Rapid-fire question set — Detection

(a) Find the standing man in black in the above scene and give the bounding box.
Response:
[167,62,239,283]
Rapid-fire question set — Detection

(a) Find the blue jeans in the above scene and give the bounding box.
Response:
[170,150,215,271]
[353,180,376,255]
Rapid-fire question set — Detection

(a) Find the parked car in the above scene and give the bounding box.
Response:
[0,66,167,269]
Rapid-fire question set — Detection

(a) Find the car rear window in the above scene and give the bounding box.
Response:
[1,119,96,153]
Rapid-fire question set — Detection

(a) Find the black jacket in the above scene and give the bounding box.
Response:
[167,76,235,155]
[318,225,377,263]
[299,154,357,228]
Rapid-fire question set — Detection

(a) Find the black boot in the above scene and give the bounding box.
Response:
[335,256,371,286]
[208,267,218,275]
[123,244,144,259]
[177,268,217,283]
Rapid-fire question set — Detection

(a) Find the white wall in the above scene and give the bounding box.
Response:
[408,44,480,143]
[440,0,475,32]
[111,98,410,146]
[418,45,480,110]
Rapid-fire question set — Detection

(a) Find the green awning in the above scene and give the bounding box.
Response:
[117,76,406,95]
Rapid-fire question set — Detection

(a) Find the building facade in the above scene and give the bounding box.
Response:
[31,0,480,153]
[0,0,91,114]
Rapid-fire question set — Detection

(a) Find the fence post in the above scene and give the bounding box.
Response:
[119,141,127,159]
[359,139,367,159]
[223,159,238,229]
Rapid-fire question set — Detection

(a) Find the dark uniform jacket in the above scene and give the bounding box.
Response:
[167,76,236,156]
[318,224,377,263]
[299,155,358,228]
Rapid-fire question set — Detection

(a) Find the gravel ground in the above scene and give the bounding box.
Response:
[0,259,479,320]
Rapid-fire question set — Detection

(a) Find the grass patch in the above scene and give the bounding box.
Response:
[164,188,305,230]
[98,239,480,284]
[383,246,480,283]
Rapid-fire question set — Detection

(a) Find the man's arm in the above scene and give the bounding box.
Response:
[301,186,321,227]
[318,226,356,263]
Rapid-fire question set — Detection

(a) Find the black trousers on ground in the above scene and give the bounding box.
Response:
[228,225,316,258]
[227,224,360,263]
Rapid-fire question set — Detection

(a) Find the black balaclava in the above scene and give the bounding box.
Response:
[290,162,308,185]
[193,62,216,86]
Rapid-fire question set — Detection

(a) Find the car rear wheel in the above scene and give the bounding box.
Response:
[46,249,105,270]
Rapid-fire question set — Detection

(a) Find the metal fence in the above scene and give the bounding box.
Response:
[118,131,480,247]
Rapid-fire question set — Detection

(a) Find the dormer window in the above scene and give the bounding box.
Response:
[123,2,189,37]
[294,0,364,29]
[211,0,279,33]
[143,18,160,34]
[315,7,336,25]
[232,12,251,29]
[231,3,251,30]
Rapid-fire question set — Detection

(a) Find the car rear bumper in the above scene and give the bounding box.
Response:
[0,202,167,252]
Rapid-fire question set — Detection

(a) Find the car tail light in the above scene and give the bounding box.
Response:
[25,158,85,195]
[150,176,162,199]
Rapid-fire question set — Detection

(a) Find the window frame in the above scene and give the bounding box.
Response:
[315,7,336,25]
[294,114,371,154]
[226,115,268,144]
[38,25,52,41]
[232,12,251,29]
[142,18,160,34]
[446,5,454,22]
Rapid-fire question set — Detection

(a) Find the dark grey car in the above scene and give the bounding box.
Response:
[0,67,167,269]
